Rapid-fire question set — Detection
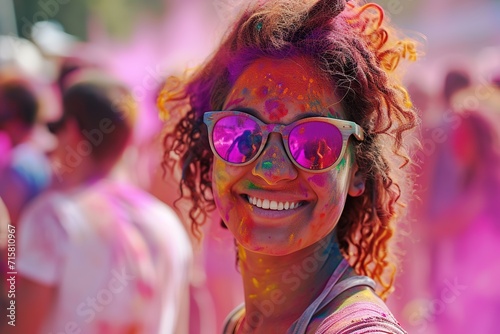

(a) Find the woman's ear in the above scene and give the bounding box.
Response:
[348,162,365,197]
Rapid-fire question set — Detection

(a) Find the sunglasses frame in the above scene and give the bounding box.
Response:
[203,110,364,173]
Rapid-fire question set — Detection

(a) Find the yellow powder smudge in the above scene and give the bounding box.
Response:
[238,246,247,262]
[252,277,260,288]
[264,284,277,293]
[238,217,252,245]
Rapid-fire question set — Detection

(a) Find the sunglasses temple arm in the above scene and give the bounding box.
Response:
[354,125,365,141]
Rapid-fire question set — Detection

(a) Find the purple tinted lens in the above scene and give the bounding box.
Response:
[289,122,343,170]
[212,115,263,163]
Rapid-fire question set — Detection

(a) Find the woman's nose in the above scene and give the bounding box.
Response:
[252,133,298,184]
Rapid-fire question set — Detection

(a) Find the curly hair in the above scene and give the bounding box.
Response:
[159,0,419,299]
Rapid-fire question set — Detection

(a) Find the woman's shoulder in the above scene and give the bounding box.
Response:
[313,286,407,334]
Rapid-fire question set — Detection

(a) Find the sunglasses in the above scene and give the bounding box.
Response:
[203,111,364,172]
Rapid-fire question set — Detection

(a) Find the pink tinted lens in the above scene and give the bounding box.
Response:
[212,115,263,163]
[289,122,343,170]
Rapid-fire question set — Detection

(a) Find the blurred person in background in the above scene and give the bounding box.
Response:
[385,65,437,328]
[0,73,53,227]
[409,73,500,333]
[1,71,192,334]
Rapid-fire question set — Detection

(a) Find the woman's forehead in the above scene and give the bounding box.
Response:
[233,56,331,92]
[225,56,345,120]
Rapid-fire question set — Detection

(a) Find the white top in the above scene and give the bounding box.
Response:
[18,179,192,334]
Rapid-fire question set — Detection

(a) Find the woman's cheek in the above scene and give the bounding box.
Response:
[306,165,347,221]
[213,159,230,187]
[213,159,234,222]
[307,172,336,201]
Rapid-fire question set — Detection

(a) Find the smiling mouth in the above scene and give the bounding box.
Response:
[246,195,304,211]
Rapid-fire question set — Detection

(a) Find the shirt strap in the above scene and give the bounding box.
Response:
[222,303,245,334]
[286,259,349,334]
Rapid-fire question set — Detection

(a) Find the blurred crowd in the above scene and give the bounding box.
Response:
[387,50,500,333]
[0,12,499,334]
[0,20,243,334]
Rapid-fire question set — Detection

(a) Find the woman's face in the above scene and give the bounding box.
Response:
[212,56,362,255]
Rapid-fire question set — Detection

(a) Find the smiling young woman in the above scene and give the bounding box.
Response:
[159,0,419,333]
[206,56,365,257]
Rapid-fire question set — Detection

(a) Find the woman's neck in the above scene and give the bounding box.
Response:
[236,231,345,333]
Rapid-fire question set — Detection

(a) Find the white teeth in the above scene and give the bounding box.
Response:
[262,199,270,209]
[247,196,301,211]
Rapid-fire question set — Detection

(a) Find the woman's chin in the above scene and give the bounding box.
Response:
[236,237,309,257]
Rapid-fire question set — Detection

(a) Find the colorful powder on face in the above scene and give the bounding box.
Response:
[309,99,321,110]
[327,107,343,119]
[335,157,347,172]
[214,161,230,183]
[225,97,246,109]
[248,182,259,190]
[289,233,295,243]
[256,85,269,98]
[307,174,327,187]
[262,161,273,170]
[238,218,251,244]
[264,99,289,120]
